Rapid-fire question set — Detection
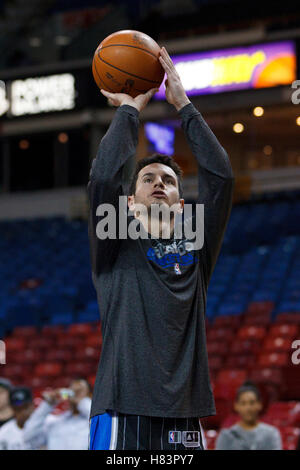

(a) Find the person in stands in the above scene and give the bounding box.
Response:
[0,378,14,428]
[215,381,282,450]
[23,377,92,450]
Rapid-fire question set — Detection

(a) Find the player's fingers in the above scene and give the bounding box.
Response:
[161,47,174,68]
[147,87,160,98]
[159,56,173,75]
[100,89,114,99]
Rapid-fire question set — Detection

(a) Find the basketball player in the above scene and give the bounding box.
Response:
[87,46,234,450]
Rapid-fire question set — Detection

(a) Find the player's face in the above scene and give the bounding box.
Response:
[234,391,262,424]
[129,163,183,211]
[0,387,9,410]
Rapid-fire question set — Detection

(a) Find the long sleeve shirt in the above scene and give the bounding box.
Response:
[87,102,234,418]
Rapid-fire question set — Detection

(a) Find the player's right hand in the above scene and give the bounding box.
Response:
[100,87,159,112]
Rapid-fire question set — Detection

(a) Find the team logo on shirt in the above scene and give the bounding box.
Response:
[168,431,181,444]
[174,263,181,275]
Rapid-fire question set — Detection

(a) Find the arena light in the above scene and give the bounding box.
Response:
[10,73,76,116]
[253,106,264,117]
[233,123,244,133]
[296,116,300,126]
[155,40,296,99]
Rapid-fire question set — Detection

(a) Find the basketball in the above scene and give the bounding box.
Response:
[92,30,165,98]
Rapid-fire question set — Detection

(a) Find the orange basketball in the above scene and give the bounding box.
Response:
[92,30,165,98]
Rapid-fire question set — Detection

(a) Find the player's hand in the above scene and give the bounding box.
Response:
[159,47,191,111]
[100,87,159,112]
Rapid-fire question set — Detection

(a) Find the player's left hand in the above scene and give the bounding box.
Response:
[159,47,191,111]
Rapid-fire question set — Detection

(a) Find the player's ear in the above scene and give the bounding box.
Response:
[128,195,135,211]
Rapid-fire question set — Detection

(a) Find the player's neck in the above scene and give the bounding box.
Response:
[138,214,175,239]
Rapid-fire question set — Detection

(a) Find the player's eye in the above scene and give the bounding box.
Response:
[144,177,152,183]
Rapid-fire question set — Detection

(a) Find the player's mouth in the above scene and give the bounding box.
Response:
[151,190,167,199]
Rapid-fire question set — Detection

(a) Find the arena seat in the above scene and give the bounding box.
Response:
[237,326,267,341]
[257,352,290,368]
[34,362,63,377]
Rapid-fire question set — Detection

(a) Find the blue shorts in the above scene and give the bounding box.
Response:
[89,411,205,450]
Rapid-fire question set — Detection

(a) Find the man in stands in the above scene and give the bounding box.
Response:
[215,381,282,450]
[23,377,91,450]
[0,378,13,428]
[0,386,43,450]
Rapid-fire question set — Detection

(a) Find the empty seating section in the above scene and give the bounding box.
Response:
[0,192,300,449]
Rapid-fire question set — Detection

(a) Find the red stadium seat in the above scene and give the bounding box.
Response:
[30,337,55,350]
[207,341,228,357]
[2,364,33,379]
[64,361,95,377]
[243,314,272,326]
[279,427,300,450]
[34,362,63,377]
[275,313,300,324]
[208,355,224,373]
[57,336,83,348]
[207,327,235,343]
[257,352,289,368]
[86,333,102,348]
[12,326,38,338]
[269,324,299,338]
[8,349,43,365]
[262,402,300,427]
[40,325,66,336]
[220,413,239,428]
[67,323,94,336]
[51,376,74,388]
[249,367,282,386]
[213,315,242,329]
[262,336,292,352]
[74,346,100,361]
[27,376,53,389]
[225,355,256,370]
[4,337,26,351]
[230,339,261,356]
[204,430,219,450]
[44,349,74,362]
[246,301,274,314]
[237,326,266,341]
[214,369,248,401]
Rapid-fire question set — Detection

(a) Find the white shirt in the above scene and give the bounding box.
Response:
[23,397,91,450]
[0,419,44,450]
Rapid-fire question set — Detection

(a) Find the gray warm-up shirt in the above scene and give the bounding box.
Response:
[87,102,234,419]
[215,423,282,450]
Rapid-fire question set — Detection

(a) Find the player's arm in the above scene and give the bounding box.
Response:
[87,87,159,276]
[159,47,234,281]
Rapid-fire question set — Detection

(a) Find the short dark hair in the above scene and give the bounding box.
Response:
[128,153,183,198]
[236,381,262,402]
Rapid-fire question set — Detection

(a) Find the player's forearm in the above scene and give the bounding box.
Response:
[179,102,234,180]
[89,104,139,186]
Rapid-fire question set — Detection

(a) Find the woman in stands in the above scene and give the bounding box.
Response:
[215,381,282,450]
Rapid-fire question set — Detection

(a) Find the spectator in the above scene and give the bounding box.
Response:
[0,386,44,450]
[0,378,13,428]
[215,381,282,450]
[23,378,91,450]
